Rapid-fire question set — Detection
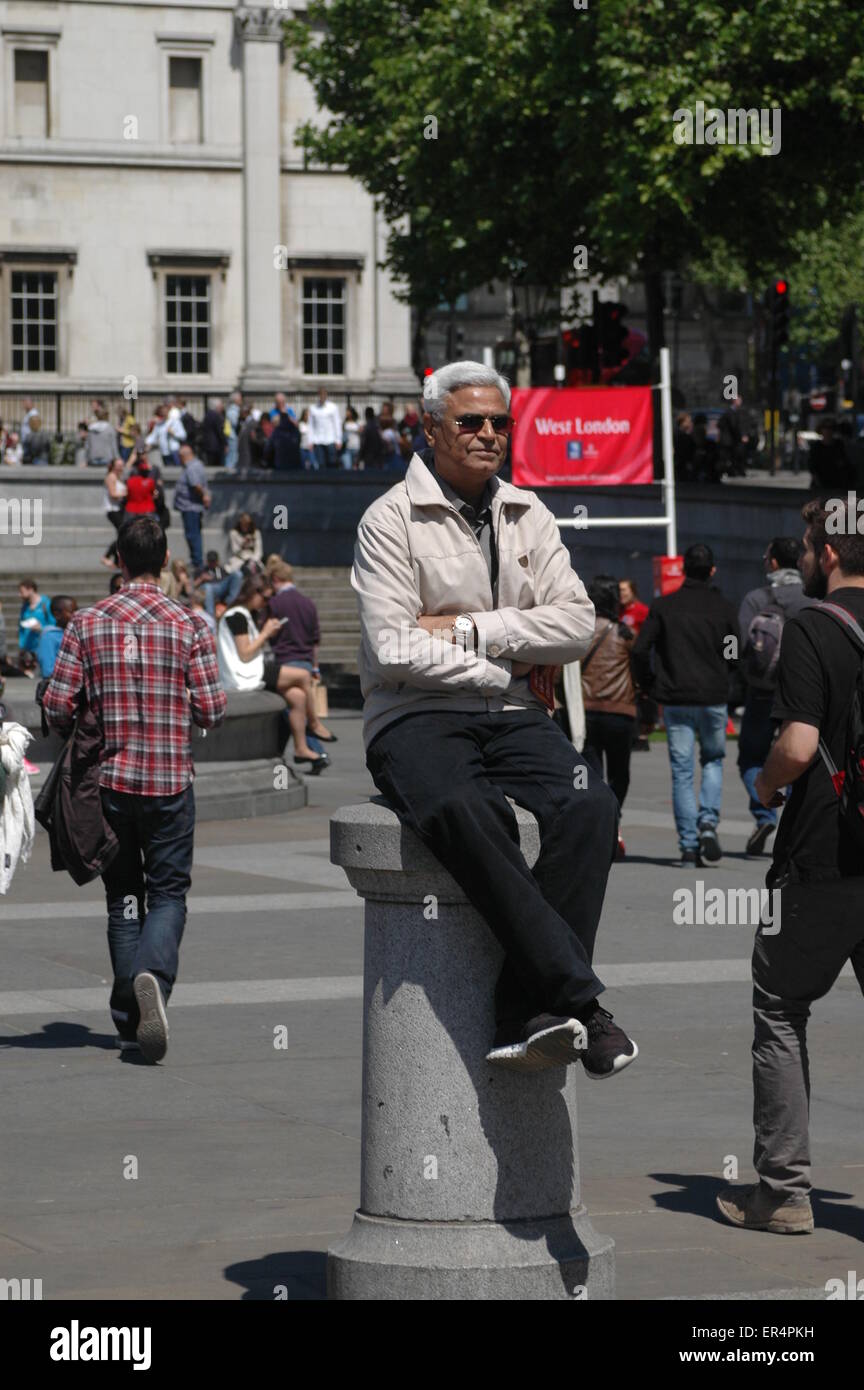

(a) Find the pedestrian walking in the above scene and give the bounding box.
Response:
[631,544,739,866]
[101,458,128,567]
[580,575,638,859]
[42,515,227,1061]
[173,443,211,571]
[737,537,811,856]
[717,496,864,1235]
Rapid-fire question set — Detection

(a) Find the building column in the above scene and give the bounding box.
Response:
[235,4,284,390]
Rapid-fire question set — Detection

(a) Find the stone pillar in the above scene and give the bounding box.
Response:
[235,4,284,389]
[328,800,615,1301]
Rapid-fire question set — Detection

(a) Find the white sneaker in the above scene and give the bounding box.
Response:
[132,972,169,1063]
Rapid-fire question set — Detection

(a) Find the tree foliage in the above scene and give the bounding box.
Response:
[286,1,864,344]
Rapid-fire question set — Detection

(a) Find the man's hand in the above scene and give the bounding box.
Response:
[754,771,785,809]
[416,613,453,638]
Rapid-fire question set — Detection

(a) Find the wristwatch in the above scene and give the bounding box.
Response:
[451,614,477,650]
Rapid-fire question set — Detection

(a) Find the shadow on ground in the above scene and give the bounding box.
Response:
[650,1171,863,1241]
[224,1250,327,1300]
[0,1021,115,1050]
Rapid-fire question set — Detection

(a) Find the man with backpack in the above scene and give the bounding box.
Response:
[737,537,811,856]
[717,496,864,1235]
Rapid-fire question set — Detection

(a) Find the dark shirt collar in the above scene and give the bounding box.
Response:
[435,470,497,517]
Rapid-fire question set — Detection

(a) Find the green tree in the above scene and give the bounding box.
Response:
[286,0,864,374]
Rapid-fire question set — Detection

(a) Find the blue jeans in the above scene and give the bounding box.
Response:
[313,443,337,470]
[100,785,195,1039]
[181,509,204,570]
[203,571,243,616]
[664,704,727,852]
[225,434,238,473]
[301,448,315,471]
[738,691,778,828]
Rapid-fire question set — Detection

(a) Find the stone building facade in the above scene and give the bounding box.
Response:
[0,0,415,397]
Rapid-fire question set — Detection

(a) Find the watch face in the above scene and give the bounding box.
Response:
[453,616,473,635]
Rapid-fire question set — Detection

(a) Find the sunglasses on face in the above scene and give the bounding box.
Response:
[451,413,515,436]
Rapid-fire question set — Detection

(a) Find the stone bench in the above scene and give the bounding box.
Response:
[327,798,614,1301]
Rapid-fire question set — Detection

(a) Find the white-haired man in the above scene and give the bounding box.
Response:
[352,360,638,1076]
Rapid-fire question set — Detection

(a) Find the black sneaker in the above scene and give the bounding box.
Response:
[486,1013,587,1072]
[581,1006,638,1080]
[698,824,722,862]
[133,972,169,1064]
[746,823,775,857]
[676,848,704,868]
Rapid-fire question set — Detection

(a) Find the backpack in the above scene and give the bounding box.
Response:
[813,602,864,854]
[743,602,786,689]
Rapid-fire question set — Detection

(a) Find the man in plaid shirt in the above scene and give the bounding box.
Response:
[44,515,227,1062]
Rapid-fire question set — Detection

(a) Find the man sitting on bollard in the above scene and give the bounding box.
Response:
[351,360,638,1077]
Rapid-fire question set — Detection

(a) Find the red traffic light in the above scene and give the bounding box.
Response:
[774,279,788,295]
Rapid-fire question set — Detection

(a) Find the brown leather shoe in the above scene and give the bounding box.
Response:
[716,1184,813,1234]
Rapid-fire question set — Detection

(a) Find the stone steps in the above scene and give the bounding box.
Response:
[1,565,361,692]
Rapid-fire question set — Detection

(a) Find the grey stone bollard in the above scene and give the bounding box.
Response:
[327,798,615,1301]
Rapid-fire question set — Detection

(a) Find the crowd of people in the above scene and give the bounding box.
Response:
[0,519,332,776]
[0,390,427,474]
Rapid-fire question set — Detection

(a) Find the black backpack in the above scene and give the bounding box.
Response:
[743,601,786,690]
[813,602,864,852]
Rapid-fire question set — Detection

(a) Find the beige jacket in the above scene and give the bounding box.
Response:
[352,453,596,746]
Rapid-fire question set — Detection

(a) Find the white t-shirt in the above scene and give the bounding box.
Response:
[217,605,264,692]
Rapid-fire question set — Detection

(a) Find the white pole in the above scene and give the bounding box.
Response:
[659,346,677,555]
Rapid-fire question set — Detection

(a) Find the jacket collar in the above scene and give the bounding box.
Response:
[405,453,530,511]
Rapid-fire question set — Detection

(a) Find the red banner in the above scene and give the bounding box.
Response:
[510,386,654,486]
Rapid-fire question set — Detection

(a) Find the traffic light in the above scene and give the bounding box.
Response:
[768,278,790,350]
[596,301,629,368]
[562,325,596,372]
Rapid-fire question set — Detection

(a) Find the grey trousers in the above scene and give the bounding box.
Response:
[752,869,864,1198]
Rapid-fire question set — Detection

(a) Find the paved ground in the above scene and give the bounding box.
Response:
[1,713,861,1302]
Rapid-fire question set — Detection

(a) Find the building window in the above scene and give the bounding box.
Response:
[302,277,345,376]
[168,56,202,143]
[14,49,49,137]
[11,269,57,371]
[165,274,210,374]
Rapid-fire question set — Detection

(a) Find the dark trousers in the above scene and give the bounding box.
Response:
[366,709,618,1039]
[105,508,124,561]
[583,711,636,809]
[100,785,195,1039]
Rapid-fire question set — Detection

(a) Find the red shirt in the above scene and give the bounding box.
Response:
[125,472,156,513]
[43,582,227,796]
[620,598,649,636]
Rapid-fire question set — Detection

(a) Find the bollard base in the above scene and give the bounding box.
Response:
[327,1207,615,1301]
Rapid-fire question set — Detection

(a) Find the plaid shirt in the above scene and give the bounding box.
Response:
[43,582,227,796]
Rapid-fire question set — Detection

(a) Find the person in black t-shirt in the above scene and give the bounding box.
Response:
[718,495,864,1237]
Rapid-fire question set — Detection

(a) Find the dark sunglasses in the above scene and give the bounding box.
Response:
[452,413,515,436]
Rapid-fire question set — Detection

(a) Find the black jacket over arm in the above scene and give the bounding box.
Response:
[631,577,739,705]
